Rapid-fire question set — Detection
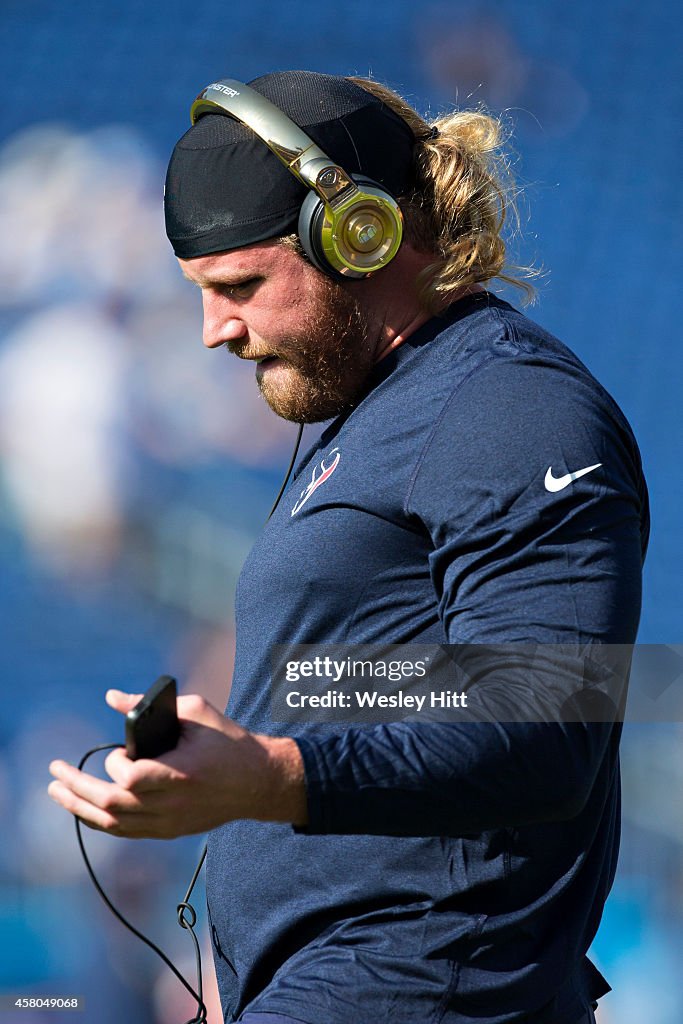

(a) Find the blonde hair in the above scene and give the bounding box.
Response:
[348,77,537,311]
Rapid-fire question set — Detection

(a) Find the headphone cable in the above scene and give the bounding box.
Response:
[267,422,304,517]
[170,420,304,1005]
[74,422,305,1023]
[75,745,207,1024]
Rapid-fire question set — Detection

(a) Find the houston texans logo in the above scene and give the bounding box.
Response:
[291,448,341,517]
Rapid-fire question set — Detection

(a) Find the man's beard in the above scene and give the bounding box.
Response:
[252,278,376,424]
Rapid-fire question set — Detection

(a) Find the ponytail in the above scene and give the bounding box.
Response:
[349,77,537,311]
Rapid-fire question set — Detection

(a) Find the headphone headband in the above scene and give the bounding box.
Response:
[189,77,404,278]
[191,80,357,205]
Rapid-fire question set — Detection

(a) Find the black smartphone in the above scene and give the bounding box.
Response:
[125,675,181,760]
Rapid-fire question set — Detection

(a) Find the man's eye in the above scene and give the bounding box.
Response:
[221,278,261,297]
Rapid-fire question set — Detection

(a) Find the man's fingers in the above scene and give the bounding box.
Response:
[48,759,142,814]
[47,779,122,833]
[103,745,183,791]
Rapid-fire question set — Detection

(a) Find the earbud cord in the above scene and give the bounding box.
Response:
[266,422,304,518]
[175,420,304,988]
[75,423,305,1024]
[75,745,208,1023]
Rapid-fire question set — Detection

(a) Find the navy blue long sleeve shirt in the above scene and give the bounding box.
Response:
[207,293,649,1024]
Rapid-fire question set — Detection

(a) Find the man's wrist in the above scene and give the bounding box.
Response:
[251,734,308,826]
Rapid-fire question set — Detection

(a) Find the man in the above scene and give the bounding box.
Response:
[49,71,649,1024]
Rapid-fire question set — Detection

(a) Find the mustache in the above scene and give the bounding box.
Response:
[226,341,282,362]
[226,338,319,370]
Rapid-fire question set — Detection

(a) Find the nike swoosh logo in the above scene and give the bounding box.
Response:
[544,463,602,492]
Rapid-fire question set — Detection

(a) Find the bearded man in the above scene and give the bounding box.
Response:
[50,71,648,1024]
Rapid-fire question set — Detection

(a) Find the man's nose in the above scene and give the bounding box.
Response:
[202,290,248,349]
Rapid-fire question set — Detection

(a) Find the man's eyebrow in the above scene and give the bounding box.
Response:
[181,269,261,288]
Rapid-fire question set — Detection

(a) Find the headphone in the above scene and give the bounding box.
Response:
[190,79,404,279]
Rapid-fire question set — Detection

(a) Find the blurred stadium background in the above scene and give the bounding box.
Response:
[0,1,680,1022]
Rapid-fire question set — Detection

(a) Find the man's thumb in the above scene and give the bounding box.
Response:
[106,689,144,713]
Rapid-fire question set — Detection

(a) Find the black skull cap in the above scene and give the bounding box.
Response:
[164,70,415,259]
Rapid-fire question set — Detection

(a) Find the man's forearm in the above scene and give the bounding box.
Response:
[295,719,615,837]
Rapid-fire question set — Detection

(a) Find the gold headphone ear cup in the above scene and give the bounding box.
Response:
[334,197,403,272]
[298,177,403,279]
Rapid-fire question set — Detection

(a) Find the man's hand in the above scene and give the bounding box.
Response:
[48,690,307,838]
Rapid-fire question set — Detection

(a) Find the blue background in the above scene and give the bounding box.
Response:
[0,2,680,1022]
